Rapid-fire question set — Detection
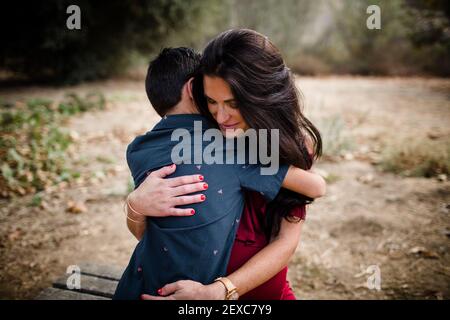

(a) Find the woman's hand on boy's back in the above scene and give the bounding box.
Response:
[128,164,208,217]
[140,280,226,300]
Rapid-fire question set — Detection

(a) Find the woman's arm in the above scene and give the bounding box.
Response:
[282,135,326,199]
[126,164,323,240]
[282,166,326,199]
[226,217,304,297]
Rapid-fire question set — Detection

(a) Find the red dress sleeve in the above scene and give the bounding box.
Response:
[288,205,306,220]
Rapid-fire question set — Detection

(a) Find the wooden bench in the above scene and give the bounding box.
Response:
[35,263,124,300]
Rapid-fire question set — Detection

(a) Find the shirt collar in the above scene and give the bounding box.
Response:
[153,114,216,131]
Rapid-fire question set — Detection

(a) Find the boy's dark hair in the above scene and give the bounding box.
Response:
[145,47,201,116]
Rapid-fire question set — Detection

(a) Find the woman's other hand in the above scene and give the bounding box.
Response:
[140,280,226,300]
[128,164,208,217]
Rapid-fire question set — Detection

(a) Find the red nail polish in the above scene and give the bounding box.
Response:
[199,175,204,181]
[203,183,208,190]
[191,209,195,215]
[157,289,163,295]
[201,195,206,201]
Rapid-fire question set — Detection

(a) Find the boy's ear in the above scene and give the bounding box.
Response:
[186,77,194,99]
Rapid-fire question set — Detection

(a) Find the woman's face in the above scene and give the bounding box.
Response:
[203,75,249,138]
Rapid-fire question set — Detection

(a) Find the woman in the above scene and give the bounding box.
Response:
[131,29,323,300]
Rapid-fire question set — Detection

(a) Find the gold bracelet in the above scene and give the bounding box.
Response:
[126,194,145,216]
[124,197,146,224]
[214,277,239,300]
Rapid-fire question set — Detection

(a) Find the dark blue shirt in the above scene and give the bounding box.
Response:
[113,114,288,299]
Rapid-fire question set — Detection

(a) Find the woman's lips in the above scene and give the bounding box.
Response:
[220,122,240,130]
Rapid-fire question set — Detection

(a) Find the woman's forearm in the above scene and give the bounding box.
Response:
[280,134,326,199]
[226,219,304,297]
[282,166,326,198]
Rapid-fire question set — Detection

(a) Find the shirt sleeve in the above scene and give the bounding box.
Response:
[126,137,154,189]
[126,134,171,189]
[238,164,289,201]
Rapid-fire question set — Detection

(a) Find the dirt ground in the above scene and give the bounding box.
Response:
[0,76,449,299]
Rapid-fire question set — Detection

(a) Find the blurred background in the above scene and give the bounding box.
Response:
[0,0,449,299]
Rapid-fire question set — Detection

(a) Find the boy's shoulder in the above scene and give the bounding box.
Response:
[126,121,167,154]
[126,130,151,154]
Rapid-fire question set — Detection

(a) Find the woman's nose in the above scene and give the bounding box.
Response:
[216,106,229,124]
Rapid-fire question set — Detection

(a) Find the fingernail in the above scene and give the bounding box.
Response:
[201,195,206,201]
[203,183,208,190]
[140,294,145,300]
[190,209,195,215]
[199,175,204,181]
[171,164,175,168]
[157,289,163,295]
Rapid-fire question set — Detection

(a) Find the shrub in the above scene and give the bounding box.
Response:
[0,93,105,197]
[0,0,222,83]
[314,114,354,160]
[380,136,450,177]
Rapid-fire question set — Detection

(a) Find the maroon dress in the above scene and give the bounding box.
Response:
[226,191,306,300]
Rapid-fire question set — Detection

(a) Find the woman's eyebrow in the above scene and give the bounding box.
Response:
[205,94,235,103]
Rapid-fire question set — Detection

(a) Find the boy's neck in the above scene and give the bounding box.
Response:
[165,101,199,116]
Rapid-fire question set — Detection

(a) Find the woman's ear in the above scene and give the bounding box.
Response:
[186,77,194,99]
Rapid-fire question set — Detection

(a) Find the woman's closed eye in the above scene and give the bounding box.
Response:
[206,97,216,105]
[227,101,238,109]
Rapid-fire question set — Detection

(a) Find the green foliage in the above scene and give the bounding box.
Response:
[224,0,450,76]
[0,93,105,197]
[1,0,223,83]
[1,0,449,81]
[127,176,135,194]
[315,115,354,159]
[30,194,43,207]
[227,0,318,58]
[324,173,340,184]
[333,0,409,74]
[295,0,450,76]
[380,137,450,177]
[58,93,105,115]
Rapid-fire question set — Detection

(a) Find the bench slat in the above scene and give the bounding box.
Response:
[35,287,109,300]
[78,262,124,281]
[53,273,118,298]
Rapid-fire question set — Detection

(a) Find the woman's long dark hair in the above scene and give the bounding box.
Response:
[193,29,322,239]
